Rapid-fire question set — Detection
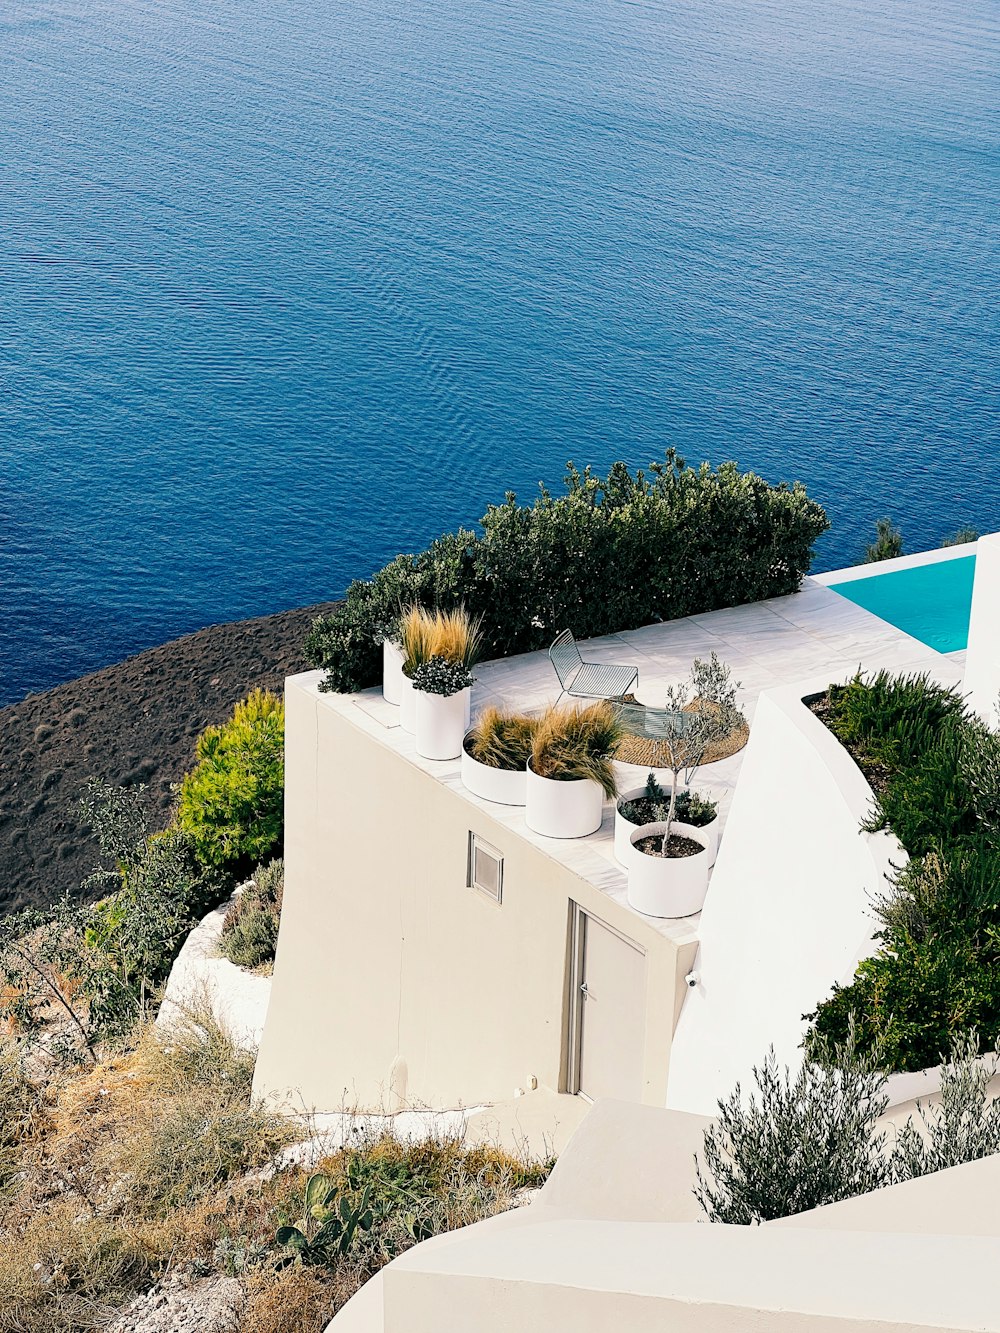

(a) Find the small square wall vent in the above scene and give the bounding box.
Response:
[468,833,503,904]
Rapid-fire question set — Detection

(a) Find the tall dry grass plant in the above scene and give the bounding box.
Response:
[400,605,483,676]
[530,701,621,798]
[465,706,538,770]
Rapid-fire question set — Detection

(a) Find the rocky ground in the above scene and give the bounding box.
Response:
[0,602,338,916]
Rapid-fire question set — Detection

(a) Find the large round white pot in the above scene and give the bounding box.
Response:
[400,675,416,733]
[524,758,605,839]
[415,688,470,761]
[614,788,719,868]
[625,821,710,918]
[613,785,650,864]
[382,640,404,705]
[460,737,527,805]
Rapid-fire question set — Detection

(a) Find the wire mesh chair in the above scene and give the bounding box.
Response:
[616,701,706,780]
[548,629,639,704]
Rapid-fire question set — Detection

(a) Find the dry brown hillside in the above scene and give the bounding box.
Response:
[0,602,338,916]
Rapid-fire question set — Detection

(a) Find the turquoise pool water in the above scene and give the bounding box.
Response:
[828,555,976,653]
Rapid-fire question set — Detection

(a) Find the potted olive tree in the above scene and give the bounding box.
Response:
[525,702,621,839]
[624,654,743,917]
[461,706,539,805]
[615,773,720,867]
[413,656,475,760]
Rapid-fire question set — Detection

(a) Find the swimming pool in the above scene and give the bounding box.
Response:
[825,553,976,654]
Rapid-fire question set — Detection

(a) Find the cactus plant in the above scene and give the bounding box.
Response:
[275,1172,374,1264]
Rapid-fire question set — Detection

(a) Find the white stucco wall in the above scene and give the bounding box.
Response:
[963,532,1000,723]
[666,682,903,1116]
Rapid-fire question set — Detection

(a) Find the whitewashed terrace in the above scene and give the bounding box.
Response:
[345,576,964,941]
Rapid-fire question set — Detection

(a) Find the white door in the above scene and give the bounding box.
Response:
[573,910,647,1103]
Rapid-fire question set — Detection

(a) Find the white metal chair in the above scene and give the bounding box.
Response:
[548,629,639,704]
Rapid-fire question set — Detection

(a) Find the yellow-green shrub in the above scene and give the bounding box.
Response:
[177,690,285,876]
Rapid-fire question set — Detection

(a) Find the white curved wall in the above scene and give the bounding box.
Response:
[666,682,903,1115]
[963,532,1000,723]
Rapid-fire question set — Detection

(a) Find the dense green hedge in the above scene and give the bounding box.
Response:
[305,453,829,693]
[806,672,1000,1072]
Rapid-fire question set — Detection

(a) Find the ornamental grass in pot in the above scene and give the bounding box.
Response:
[525,701,621,839]
[399,605,482,734]
[624,654,742,917]
[461,706,540,805]
[413,656,475,760]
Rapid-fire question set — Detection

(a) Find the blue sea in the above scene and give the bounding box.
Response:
[2,0,998,706]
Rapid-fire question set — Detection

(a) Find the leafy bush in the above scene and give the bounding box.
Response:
[530,701,621,797]
[822,671,979,855]
[696,1032,1000,1224]
[695,1033,891,1224]
[306,454,829,693]
[221,860,284,972]
[177,690,285,876]
[862,516,904,562]
[465,706,539,770]
[892,1031,1000,1179]
[941,526,979,547]
[618,774,717,828]
[808,673,1000,1070]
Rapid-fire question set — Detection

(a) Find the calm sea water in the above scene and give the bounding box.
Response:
[2,0,998,705]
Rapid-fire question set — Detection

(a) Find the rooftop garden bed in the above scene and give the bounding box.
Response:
[305,453,829,694]
[804,671,1000,1073]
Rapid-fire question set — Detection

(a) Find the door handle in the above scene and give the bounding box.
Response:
[580,982,589,996]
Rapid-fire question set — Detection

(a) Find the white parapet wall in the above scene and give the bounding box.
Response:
[665,680,904,1116]
[963,532,1000,723]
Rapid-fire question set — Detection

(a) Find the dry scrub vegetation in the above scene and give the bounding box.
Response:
[0,1009,550,1333]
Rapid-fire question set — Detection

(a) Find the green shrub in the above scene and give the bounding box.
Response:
[697,1032,1000,1223]
[808,674,1000,1070]
[695,1032,891,1224]
[941,526,979,547]
[862,516,903,563]
[177,690,285,876]
[618,775,717,828]
[892,1031,1000,1178]
[220,860,283,972]
[306,454,828,693]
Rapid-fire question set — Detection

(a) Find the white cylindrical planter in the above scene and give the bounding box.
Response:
[700,816,720,869]
[415,688,470,761]
[382,640,404,705]
[614,788,719,868]
[400,675,416,733]
[613,785,649,865]
[460,738,527,806]
[625,822,709,918]
[525,759,604,839]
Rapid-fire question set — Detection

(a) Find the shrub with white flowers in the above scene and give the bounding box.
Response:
[411,656,474,697]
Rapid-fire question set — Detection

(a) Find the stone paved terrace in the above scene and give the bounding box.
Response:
[333,576,965,942]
